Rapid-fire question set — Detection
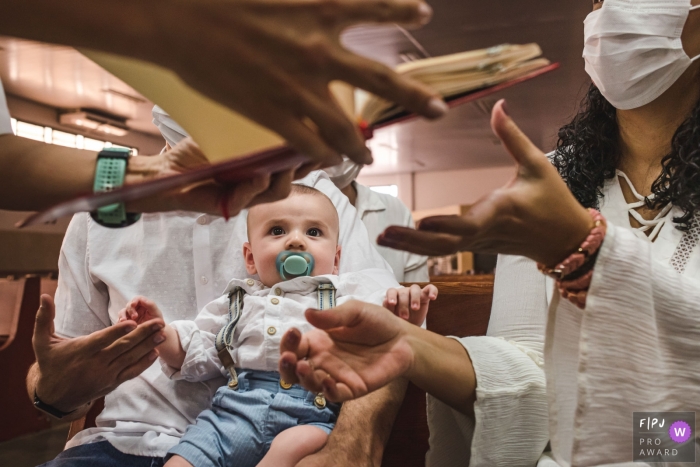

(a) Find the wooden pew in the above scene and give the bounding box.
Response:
[68,280,494,467]
[0,276,52,442]
[381,281,493,467]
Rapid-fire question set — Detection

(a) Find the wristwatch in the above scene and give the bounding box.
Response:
[33,391,76,419]
[90,147,141,228]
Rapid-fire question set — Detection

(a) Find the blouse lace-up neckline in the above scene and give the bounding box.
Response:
[616,170,673,242]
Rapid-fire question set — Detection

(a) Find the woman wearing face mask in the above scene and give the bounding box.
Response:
[279,1,700,465]
[324,159,429,282]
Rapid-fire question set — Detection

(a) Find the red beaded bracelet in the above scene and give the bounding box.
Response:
[537,209,607,309]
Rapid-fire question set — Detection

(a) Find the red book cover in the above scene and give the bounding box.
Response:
[19,62,559,228]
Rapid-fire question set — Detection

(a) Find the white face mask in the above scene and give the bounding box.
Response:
[152,105,189,148]
[323,156,364,189]
[583,0,700,110]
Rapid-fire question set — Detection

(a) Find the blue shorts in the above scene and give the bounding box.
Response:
[167,370,340,467]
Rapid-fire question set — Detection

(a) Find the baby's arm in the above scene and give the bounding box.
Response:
[119,296,186,369]
[384,284,438,326]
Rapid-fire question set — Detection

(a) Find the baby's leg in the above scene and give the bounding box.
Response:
[164,455,194,467]
[256,425,328,467]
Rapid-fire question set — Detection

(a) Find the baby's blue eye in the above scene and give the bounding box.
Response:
[271,227,285,236]
[307,228,321,237]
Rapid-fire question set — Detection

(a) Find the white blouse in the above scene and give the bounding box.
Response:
[165,270,395,381]
[426,174,700,467]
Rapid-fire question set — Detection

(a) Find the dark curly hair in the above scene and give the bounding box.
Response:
[552,84,700,231]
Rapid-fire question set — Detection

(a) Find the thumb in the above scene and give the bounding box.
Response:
[33,294,56,351]
[490,100,546,173]
[305,300,364,330]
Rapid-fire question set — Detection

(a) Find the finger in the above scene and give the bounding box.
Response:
[32,295,57,351]
[384,288,398,312]
[222,174,273,216]
[297,89,372,165]
[295,359,324,393]
[166,137,210,171]
[280,327,307,358]
[332,0,433,28]
[490,100,546,173]
[422,284,438,302]
[304,305,361,331]
[82,320,140,354]
[410,284,422,311]
[115,349,159,385]
[247,170,295,207]
[294,162,322,180]
[117,309,129,323]
[321,376,354,403]
[378,226,464,256]
[101,319,164,361]
[332,51,448,121]
[106,324,165,371]
[416,215,479,237]
[396,288,410,320]
[279,352,300,384]
[274,112,344,166]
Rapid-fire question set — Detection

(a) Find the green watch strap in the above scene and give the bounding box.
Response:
[91,148,141,228]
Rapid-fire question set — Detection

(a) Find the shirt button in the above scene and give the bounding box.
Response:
[200,276,208,285]
[246,279,255,286]
[274,288,282,296]
[270,298,280,305]
[197,215,208,225]
[267,326,277,335]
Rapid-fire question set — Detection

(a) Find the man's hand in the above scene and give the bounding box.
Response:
[29,294,165,414]
[126,137,299,218]
[151,0,448,167]
[279,300,413,402]
[384,284,438,326]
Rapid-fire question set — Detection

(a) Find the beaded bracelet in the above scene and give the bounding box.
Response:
[537,209,607,309]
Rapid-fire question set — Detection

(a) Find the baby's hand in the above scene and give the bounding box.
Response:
[383,284,438,326]
[118,296,164,325]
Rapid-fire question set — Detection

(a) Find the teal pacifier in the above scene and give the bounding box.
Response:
[276,251,315,280]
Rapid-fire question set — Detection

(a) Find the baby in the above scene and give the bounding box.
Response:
[119,184,435,467]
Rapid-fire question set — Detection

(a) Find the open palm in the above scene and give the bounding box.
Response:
[279,300,414,402]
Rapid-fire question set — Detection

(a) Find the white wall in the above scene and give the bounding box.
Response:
[413,166,515,210]
[358,165,515,212]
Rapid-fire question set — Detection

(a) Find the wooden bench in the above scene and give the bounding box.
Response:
[67,280,494,467]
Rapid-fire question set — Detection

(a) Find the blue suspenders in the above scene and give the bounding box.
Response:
[215,283,337,391]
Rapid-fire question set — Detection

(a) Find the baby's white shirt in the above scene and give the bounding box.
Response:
[164,269,396,380]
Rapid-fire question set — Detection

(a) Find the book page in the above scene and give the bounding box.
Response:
[81,49,284,162]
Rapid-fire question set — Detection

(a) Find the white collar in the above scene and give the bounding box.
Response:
[353,182,387,218]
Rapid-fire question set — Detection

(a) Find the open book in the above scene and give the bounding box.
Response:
[19,43,558,227]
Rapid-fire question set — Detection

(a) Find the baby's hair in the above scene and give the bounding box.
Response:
[246,184,339,240]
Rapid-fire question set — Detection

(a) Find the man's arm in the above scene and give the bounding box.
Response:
[299,380,408,467]
[0,134,277,213]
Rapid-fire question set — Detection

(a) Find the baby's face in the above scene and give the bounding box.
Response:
[244,193,341,287]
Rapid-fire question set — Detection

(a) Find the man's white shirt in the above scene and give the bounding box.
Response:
[55,171,398,457]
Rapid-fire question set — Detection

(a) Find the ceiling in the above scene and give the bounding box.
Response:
[0,0,593,176]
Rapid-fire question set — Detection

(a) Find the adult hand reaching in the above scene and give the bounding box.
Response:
[377,100,593,267]
[3,0,447,170]
[279,300,413,402]
[155,0,447,167]
[29,295,166,415]
[127,137,298,218]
